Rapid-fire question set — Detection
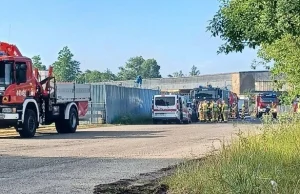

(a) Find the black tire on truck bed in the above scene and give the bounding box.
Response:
[55,106,78,134]
[19,109,37,138]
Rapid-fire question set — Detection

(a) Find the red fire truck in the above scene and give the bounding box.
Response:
[0,42,90,138]
[189,85,238,121]
[255,92,278,118]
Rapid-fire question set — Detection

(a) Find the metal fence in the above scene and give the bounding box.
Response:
[79,102,106,124]
[104,85,159,123]
[278,105,293,113]
[88,84,159,124]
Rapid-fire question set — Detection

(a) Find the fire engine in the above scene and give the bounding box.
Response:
[0,42,90,138]
[189,85,238,121]
[255,92,278,118]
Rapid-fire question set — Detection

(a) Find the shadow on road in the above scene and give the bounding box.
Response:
[0,130,166,140]
[0,154,180,194]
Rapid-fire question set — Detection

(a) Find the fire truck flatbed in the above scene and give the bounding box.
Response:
[54,83,91,103]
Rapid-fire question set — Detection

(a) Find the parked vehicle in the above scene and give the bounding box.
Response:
[189,85,237,121]
[0,42,90,138]
[255,93,278,118]
[152,94,191,124]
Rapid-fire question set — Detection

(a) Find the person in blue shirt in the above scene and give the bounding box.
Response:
[135,75,142,87]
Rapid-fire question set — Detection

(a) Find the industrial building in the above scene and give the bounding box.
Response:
[38,70,282,95]
[103,71,283,95]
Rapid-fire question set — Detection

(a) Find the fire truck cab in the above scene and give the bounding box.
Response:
[255,92,278,118]
[189,85,234,121]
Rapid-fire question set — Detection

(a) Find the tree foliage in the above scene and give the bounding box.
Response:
[189,65,200,76]
[36,50,162,83]
[32,55,46,70]
[117,56,161,80]
[169,70,185,78]
[52,46,81,82]
[207,0,300,97]
[207,0,300,54]
[77,69,117,83]
[258,34,300,99]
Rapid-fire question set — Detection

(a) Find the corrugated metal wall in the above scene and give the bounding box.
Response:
[104,85,159,123]
[254,81,289,92]
[255,81,275,91]
[91,84,106,103]
[90,84,159,123]
[239,71,272,93]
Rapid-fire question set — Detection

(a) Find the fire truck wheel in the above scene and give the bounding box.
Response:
[55,107,78,133]
[19,109,37,138]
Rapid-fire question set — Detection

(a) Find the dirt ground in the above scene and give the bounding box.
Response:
[0,122,257,193]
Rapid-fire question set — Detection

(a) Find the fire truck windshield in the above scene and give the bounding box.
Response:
[261,96,277,103]
[194,90,216,100]
[0,61,13,86]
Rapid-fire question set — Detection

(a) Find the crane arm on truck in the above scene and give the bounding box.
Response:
[0,42,22,56]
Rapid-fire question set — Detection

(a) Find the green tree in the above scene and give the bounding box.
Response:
[141,59,161,78]
[207,0,300,96]
[87,70,103,83]
[172,70,184,77]
[76,71,87,83]
[52,46,81,82]
[117,56,161,80]
[102,68,117,81]
[257,35,300,99]
[32,55,46,70]
[76,68,117,83]
[207,0,300,54]
[189,65,200,76]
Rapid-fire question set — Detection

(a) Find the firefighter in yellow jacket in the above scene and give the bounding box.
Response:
[221,100,229,122]
[202,100,208,122]
[212,100,218,122]
[217,100,222,122]
[208,100,214,122]
[198,101,203,122]
[231,103,237,119]
[271,102,277,119]
[241,104,245,119]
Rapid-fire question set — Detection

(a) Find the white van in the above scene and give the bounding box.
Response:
[152,94,191,124]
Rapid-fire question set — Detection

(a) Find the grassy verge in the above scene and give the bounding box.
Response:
[163,113,300,194]
[112,114,152,125]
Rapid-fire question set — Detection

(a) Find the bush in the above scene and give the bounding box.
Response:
[163,113,300,194]
[112,114,152,125]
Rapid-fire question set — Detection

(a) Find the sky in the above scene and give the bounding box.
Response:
[0,0,264,77]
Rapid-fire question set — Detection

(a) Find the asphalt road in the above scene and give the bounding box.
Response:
[0,121,259,194]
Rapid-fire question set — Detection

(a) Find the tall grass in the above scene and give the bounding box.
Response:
[164,113,300,194]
